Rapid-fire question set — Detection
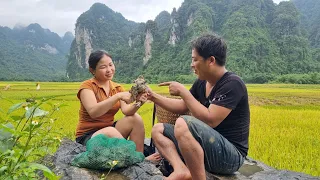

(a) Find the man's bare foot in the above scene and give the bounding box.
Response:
[165,167,192,180]
[145,152,162,163]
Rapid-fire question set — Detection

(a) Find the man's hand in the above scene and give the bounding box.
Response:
[136,92,148,104]
[158,81,186,96]
[146,86,155,101]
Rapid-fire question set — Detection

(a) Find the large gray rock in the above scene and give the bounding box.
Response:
[206,158,319,180]
[42,139,162,180]
[44,139,319,180]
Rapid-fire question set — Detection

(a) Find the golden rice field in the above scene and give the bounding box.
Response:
[0,81,319,176]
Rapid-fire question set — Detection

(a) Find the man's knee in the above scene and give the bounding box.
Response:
[174,117,189,139]
[151,123,164,139]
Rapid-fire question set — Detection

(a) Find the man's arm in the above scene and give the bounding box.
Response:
[181,90,231,128]
[149,92,189,114]
[172,79,244,128]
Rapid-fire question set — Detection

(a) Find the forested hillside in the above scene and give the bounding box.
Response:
[1,0,318,83]
[0,24,74,81]
[292,0,320,48]
[66,0,320,84]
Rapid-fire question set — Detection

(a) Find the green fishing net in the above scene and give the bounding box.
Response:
[71,134,145,170]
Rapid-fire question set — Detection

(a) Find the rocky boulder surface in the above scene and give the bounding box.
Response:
[42,139,319,180]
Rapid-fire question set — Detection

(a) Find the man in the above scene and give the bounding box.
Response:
[148,34,250,180]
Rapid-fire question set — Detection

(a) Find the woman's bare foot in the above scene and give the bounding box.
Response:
[165,166,192,180]
[145,152,162,163]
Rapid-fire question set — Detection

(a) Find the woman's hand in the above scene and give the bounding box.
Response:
[117,92,133,104]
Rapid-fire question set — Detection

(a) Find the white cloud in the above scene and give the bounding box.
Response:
[273,0,289,4]
[0,0,287,36]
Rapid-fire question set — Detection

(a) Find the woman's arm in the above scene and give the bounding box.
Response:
[120,93,148,116]
[120,101,140,116]
[80,89,126,118]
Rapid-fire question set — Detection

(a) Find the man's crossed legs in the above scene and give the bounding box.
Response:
[152,116,244,180]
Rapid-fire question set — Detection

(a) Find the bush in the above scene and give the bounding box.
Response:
[0,96,64,179]
[243,73,275,84]
[272,73,320,84]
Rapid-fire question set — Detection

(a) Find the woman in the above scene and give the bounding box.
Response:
[75,50,161,162]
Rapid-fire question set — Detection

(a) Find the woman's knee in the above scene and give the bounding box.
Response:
[93,127,123,138]
[127,113,143,126]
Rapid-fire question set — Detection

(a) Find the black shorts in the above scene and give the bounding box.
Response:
[163,115,244,175]
[75,121,118,146]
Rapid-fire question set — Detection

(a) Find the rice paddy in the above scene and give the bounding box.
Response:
[0,81,319,176]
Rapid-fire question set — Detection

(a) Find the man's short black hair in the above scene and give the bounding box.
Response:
[191,34,227,66]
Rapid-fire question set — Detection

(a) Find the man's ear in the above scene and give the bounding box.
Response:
[208,56,216,65]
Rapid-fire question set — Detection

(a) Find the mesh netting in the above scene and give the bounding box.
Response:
[71,134,145,170]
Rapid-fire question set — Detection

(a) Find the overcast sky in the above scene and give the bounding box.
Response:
[0,0,287,36]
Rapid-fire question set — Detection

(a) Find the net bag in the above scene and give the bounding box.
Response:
[71,134,145,170]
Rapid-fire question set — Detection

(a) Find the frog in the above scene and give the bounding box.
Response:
[129,75,148,107]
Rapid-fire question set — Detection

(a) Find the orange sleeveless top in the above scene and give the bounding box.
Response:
[75,78,124,137]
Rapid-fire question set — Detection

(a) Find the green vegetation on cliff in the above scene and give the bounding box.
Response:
[0,24,74,81]
[66,0,320,84]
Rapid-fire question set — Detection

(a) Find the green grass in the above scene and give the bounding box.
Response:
[0,82,319,176]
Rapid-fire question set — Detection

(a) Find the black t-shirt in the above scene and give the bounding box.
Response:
[189,72,250,157]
